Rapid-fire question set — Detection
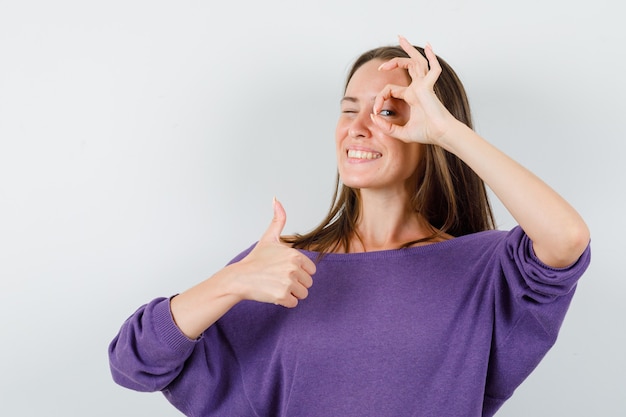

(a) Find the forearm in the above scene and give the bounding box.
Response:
[439,121,590,267]
[171,199,316,339]
[170,265,243,340]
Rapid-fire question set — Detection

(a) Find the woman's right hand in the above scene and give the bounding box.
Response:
[170,198,315,339]
[229,198,316,308]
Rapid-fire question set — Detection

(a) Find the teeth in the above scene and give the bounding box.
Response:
[348,149,382,160]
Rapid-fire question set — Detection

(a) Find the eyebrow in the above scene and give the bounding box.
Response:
[340,96,376,105]
[340,96,404,106]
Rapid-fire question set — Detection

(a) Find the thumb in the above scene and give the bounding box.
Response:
[259,197,287,243]
[370,113,399,136]
[371,113,413,143]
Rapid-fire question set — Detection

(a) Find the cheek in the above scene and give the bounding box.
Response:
[335,122,348,150]
[335,119,347,140]
[398,143,424,170]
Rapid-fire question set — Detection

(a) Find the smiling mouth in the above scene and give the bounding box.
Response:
[347,149,382,160]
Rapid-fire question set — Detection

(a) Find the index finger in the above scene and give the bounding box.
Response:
[373,83,408,115]
[299,253,317,276]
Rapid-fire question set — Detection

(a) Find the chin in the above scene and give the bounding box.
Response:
[338,173,368,189]
[340,178,379,191]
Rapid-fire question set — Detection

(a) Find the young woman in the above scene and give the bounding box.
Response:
[109,36,590,416]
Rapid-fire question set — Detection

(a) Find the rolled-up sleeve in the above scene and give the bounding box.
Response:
[108,297,199,392]
[484,226,591,413]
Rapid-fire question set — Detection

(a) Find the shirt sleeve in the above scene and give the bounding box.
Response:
[107,243,260,415]
[108,297,199,392]
[483,226,591,413]
[107,245,258,394]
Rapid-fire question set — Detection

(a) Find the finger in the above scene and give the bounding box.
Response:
[398,35,425,62]
[284,296,299,308]
[290,283,309,300]
[370,113,405,139]
[284,263,313,289]
[259,197,287,243]
[299,255,317,277]
[378,56,425,79]
[378,58,425,81]
[274,283,307,308]
[377,57,412,71]
[372,84,408,115]
[398,36,430,78]
[276,295,299,308]
[276,280,309,307]
[298,269,314,288]
[423,43,442,84]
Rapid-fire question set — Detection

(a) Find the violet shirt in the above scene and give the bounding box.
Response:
[109,227,590,416]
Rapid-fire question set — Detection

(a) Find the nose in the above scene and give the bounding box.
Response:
[348,110,374,139]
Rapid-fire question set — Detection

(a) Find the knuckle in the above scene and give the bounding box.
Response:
[286,268,298,280]
[288,251,302,263]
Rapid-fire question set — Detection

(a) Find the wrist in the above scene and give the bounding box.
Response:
[436,119,476,154]
[169,266,243,339]
[211,263,248,304]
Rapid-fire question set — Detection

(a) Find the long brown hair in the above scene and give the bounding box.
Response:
[283,44,495,253]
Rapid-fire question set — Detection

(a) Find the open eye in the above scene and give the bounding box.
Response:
[378,109,395,117]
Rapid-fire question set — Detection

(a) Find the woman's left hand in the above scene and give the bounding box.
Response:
[371,35,458,146]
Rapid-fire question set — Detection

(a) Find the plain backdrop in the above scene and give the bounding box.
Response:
[1,0,624,416]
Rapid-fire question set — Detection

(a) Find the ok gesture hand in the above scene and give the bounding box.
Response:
[371,35,459,146]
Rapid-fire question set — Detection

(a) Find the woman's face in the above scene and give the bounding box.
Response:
[335,59,424,193]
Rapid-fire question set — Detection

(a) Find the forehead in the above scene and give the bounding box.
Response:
[345,59,411,96]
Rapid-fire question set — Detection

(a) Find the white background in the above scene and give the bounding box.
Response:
[1,0,624,415]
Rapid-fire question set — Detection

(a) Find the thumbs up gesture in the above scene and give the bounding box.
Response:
[234,198,316,308]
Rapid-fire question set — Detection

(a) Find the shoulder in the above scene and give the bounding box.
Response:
[437,228,510,256]
[225,242,258,265]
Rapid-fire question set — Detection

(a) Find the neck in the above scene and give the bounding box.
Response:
[349,189,435,252]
